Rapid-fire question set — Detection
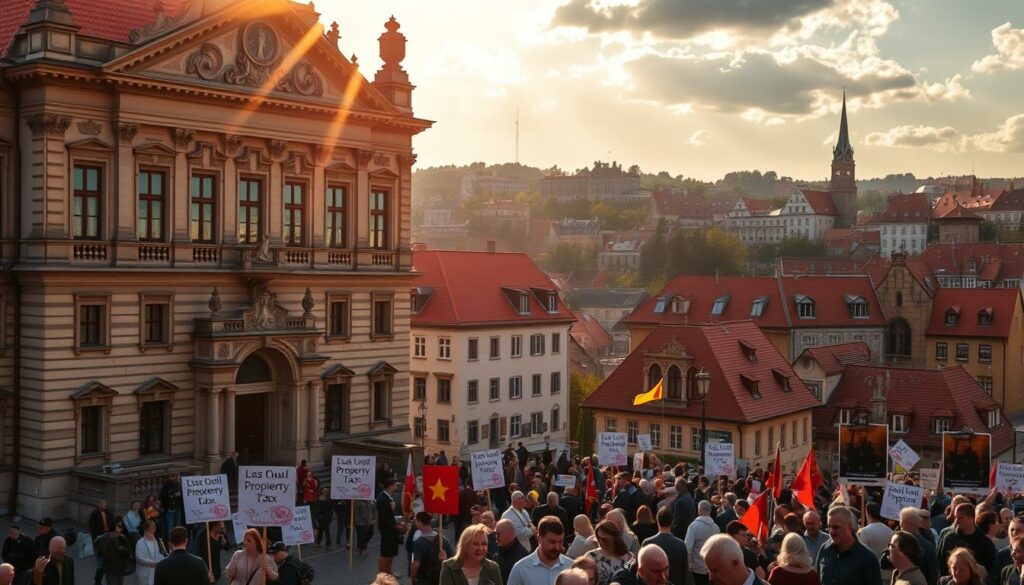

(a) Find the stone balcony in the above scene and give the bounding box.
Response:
[69,460,201,526]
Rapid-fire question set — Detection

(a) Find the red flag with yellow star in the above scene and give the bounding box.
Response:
[422,465,459,515]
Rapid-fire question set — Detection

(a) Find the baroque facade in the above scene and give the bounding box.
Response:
[0,0,430,519]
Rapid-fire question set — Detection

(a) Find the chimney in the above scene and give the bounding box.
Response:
[486,240,496,254]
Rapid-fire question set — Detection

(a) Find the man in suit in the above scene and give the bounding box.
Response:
[154,526,211,585]
[643,507,694,585]
[670,477,696,541]
[30,536,74,585]
[701,534,770,585]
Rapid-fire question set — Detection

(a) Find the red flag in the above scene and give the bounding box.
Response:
[764,444,782,499]
[790,448,823,509]
[990,461,998,489]
[740,490,770,541]
[402,453,416,517]
[422,465,459,515]
[585,465,598,516]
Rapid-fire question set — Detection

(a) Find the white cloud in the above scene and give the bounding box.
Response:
[688,129,711,145]
[863,115,1024,154]
[972,23,1024,74]
[421,41,528,86]
[966,114,1024,153]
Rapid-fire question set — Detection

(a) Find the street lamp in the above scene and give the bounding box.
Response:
[696,367,711,470]
[417,401,428,450]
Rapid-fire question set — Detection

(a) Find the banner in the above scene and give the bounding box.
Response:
[919,468,940,491]
[555,474,577,489]
[598,432,628,467]
[470,449,505,490]
[942,432,992,495]
[880,481,925,520]
[637,434,652,452]
[633,452,644,473]
[705,443,735,477]
[995,462,1024,492]
[330,455,376,500]
[282,505,315,546]
[838,424,889,486]
[182,474,232,524]
[888,440,920,471]
[231,513,246,545]
[239,466,296,526]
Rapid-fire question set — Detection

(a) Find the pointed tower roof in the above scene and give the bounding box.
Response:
[833,90,854,160]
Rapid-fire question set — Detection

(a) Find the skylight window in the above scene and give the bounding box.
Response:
[711,295,730,316]
[750,296,768,317]
[653,297,667,314]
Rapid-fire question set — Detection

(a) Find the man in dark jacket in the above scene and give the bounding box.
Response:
[154,527,210,585]
[610,544,672,585]
[532,492,572,541]
[269,542,304,585]
[376,478,402,575]
[30,536,74,585]
[1,525,35,582]
[189,521,231,582]
[613,473,641,524]
[491,519,528,585]
[219,450,239,494]
[643,508,695,585]
[670,477,696,541]
[937,503,996,585]
[33,520,55,558]
[87,501,114,544]
[159,474,183,542]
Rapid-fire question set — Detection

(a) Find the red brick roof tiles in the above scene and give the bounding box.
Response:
[797,342,871,376]
[570,311,613,352]
[926,288,1022,338]
[800,190,838,216]
[918,243,1024,284]
[652,191,710,219]
[582,321,819,423]
[874,192,930,224]
[990,189,1024,213]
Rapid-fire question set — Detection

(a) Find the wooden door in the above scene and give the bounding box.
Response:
[236,393,267,463]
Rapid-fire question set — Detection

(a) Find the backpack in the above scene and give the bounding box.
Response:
[417,536,443,585]
[285,556,315,585]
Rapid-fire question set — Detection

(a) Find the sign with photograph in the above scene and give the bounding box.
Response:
[238,466,296,526]
[942,432,991,495]
[182,474,232,524]
[470,449,506,490]
[282,505,315,546]
[598,432,628,467]
[838,424,889,486]
[888,440,920,471]
[705,442,736,477]
[881,481,924,520]
[636,434,652,452]
[330,455,376,500]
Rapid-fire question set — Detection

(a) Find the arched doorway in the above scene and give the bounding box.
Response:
[886,318,912,360]
[232,348,295,464]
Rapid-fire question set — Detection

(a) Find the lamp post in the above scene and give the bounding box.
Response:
[417,401,428,451]
[696,367,711,470]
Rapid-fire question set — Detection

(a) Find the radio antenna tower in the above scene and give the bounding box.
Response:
[515,108,520,164]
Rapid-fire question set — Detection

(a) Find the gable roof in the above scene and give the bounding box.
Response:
[917,243,1024,283]
[799,190,838,216]
[926,288,1022,338]
[583,321,819,423]
[795,342,871,376]
[873,192,930,224]
[933,202,983,221]
[779,275,886,327]
[989,189,1024,213]
[813,364,1013,455]
[652,190,710,219]
[412,250,575,327]
[570,311,614,351]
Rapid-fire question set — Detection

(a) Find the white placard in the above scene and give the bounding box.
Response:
[889,440,921,471]
[182,474,232,524]
[231,513,246,545]
[637,434,652,452]
[239,466,296,526]
[705,443,736,477]
[331,455,377,500]
[750,479,762,494]
[282,505,315,546]
[996,462,1024,492]
[598,432,628,467]
[555,474,577,489]
[633,452,644,473]
[881,481,925,520]
[470,449,506,490]
[919,468,940,491]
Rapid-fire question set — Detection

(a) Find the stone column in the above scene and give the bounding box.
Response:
[172,128,194,243]
[307,381,320,447]
[222,388,236,454]
[207,387,222,459]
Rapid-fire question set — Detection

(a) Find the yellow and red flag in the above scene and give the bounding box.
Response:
[633,378,664,406]
[790,448,823,509]
[422,464,459,515]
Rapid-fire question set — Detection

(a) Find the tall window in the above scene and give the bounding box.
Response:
[238,178,261,243]
[468,338,479,361]
[325,383,349,433]
[437,419,450,443]
[532,374,542,396]
[667,365,682,400]
[530,334,545,356]
[509,376,522,399]
[489,337,500,359]
[489,378,500,401]
[467,380,479,404]
[647,364,662,393]
[143,303,168,345]
[326,185,346,247]
[369,189,388,249]
[190,174,216,242]
[650,424,661,447]
[413,377,426,401]
[414,417,425,439]
[551,406,560,434]
[328,297,350,338]
[438,337,451,360]
[511,335,522,358]
[550,372,561,394]
[81,405,103,454]
[552,333,561,353]
[79,304,104,347]
[627,421,639,444]
[73,165,101,240]
[467,420,479,445]
[413,336,426,358]
[437,378,451,403]
[372,379,390,422]
[509,415,521,438]
[669,425,682,450]
[372,295,393,337]
[137,170,165,241]
[283,182,305,246]
[139,401,166,455]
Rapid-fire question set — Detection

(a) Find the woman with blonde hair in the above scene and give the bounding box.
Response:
[604,509,639,555]
[225,528,277,585]
[767,533,819,585]
[439,524,502,585]
[567,514,597,559]
[940,548,985,585]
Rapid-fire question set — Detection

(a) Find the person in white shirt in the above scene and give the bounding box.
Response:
[685,500,720,584]
[502,491,536,551]
[858,502,894,559]
[507,516,573,585]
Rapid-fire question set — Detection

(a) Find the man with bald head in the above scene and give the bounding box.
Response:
[0,564,14,585]
[492,518,529,585]
[701,534,769,585]
[802,510,829,561]
[31,536,73,585]
[610,544,671,585]
[555,568,592,585]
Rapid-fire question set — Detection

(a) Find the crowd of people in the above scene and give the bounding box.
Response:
[364,445,1024,585]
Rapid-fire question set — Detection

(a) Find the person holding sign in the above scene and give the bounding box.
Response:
[190,521,231,583]
[224,528,277,585]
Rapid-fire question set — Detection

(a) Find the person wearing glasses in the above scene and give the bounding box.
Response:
[815,506,881,585]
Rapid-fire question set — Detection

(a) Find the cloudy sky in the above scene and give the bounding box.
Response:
[321,0,1024,182]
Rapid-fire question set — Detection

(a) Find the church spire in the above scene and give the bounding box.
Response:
[833,90,853,160]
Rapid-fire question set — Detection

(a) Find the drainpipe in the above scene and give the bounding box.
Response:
[6,80,22,516]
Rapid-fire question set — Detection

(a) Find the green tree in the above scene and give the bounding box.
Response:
[778,235,826,258]
[858,190,887,215]
[640,218,668,284]
[570,372,602,456]
[546,243,586,274]
[981,221,998,241]
[666,228,747,277]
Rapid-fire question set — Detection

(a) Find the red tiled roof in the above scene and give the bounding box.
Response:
[780,257,864,276]
[873,192,930,224]
[800,190,838,216]
[933,202,983,221]
[652,190,710,219]
[1,0,189,57]
[826,228,881,247]
[570,311,613,351]
[780,275,886,327]
[741,197,773,213]
[861,255,935,296]
[990,189,1024,213]
[918,243,1024,284]
[412,250,575,326]
[583,321,819,423]
[926,288,1021,338]
[797,342,871,376]
[813,364,1013,455]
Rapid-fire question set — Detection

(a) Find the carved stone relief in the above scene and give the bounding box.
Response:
[220,22,324,97]
[185,43,224,81]
[77,120,102,136]
[26,115,71,138]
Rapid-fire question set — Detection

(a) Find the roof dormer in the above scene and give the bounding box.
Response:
[978,307,993,327]
[711,295,730,316]
[670,296,689,315]
[795,294,815,319]
[750,296,769,317]
[740,373,761,399]
[738,340,757,362]
[500,287,531,315]
[771,368,792,392]
[844,294,869,319]
[530,287,559,314]
[410,286,433,315]
[945,306,960,326]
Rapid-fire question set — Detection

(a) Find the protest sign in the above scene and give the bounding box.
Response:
[470,449,505,490]
[330,455,376,500]
[282,505,315,546]
[239,466,296,526]
[888,440,920,471]
[920,468,940,491]
[881,481,925,520]
[555,474,577,489]
[633,452,644,473]
[231,513,247,545]
[838,424,889,486]
[705,443,735,477]
[942,432,991,495]
[637,434,652,452]
[598,432,628,467]
[996,462,1024,492]
[182,474,231,524]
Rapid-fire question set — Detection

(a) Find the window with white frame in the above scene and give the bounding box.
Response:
[627,420,639,444]
[795,295,815,318]
[489,378,500,401]
[839,409,852,425]
[468,338,479,361]
[605,418,617,432]
[509,376,522,399]
[890,414,907,434]
[531,411,544,434]
[989,408,1001,428]
[511,335,522,358]
[650,423,661,447]
[510,415,522,437]
[438,337,451,360]
[530,333,545,356]
[413,336,426,358]
[669,425,682,450]
[934,418,951,434]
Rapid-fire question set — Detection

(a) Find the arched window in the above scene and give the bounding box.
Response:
[236,355,272,384]
[647,364,662,393]
[685,367,698,400]
[667,365,682,401]
[886,319,912,358]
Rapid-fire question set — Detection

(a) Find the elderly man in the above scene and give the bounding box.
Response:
[492,518,529,585]
[898,506,938,585]
[802,510,830,561]
[556,568,592,585]
[31,536,74,585]
[502,491,537,551]
[534,492,572,540]
[685,500,720,585]
[0,564,14,585]
[701,534,769,585]
[816,506,881,585]
[610,544,671,585]
[507,516,573,585]
[937,502,996,581]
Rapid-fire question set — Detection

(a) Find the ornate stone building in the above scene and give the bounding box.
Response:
[0,0,430,519]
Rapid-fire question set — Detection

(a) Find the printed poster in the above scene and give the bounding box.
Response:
[182,474,232,524]
[330,455,376,500]
[838,424,889,486]
[238,466,296,526]
[942,432,991,495]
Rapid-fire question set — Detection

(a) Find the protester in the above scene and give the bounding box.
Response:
[98,518,134,585]
[502,491,536,551]
[685,500,720,585]
[671,477,697,541]
[889,531,927,585]
[31,536,74,585]
[190,520,230,583]
[123,502,143,537]
[313,486,334,549]
[801,511,829,562]
[568,515,598,559]
[507,516,573,585]
[644,507,694,585]
[815,506,882,585]
[268,542,305,585]
[439,524,502,585]
[701,534,770,585]
[632,506,658,545]
[354,497,378,560]
[0,564,13,585]
[859,503,895,559]
[154,527,209,585]
[1,525,35,584]
[573,555,600,585]
[767,533,818,585]
[941,547,985,585]
[1001,536,1024,585]
[377,477,403,575]
[726,522,766,580]
[33,520,55,557]
[587,520,635,585]
[937,504,996,582]
[411,512,454,585]
[134,520,165,585]
[559,568,595,585]
[158,474,183,542]
[607,509,641,556]
[225,528,277,585]
[609,544,671,585]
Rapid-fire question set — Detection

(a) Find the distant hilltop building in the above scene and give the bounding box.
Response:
[540,161,645,202]
[459,172,529,200]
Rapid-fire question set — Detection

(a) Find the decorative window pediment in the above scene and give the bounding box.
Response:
[367,361,398,377]
[67,137,114,151]
[134,377,180,397]
[70,380,118,402]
